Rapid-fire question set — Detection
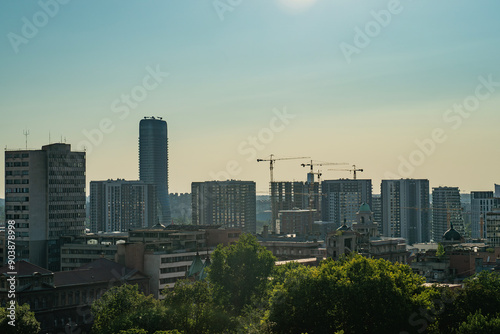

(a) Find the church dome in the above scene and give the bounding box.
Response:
[358,203,372,213]
[443,223,462,241]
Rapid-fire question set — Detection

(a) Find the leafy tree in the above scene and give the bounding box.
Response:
[457,311,500,334]
[91,284,171,334]
[0,303,40,334]
[163,280,233,334]
[436,243,445,259]
[431,271,500,333]
[268,254,430,334]
[208,233,276,314]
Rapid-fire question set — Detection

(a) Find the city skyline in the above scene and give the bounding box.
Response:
[1,1,500,195]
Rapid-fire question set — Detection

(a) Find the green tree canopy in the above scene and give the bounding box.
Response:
[208,233,276,314]
[0,303,40,334]
[163,280,233,334]
[91,284,171,334]
[268,254,430,334]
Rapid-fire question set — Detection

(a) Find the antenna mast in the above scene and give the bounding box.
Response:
[23,129,30,150]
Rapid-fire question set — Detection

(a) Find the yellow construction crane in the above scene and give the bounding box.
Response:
[328,164,364,180]
[257,154,309,183]
[257,154,310,233]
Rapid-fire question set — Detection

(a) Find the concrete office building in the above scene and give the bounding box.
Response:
[321,179,372,226]
[432,187,465,242]
[192,180,256,234]
[381,179,430,245]
[470,191,500,239]
[372,194,382,235]
[270,181,319,233]
[90,179,157,233]
[4,143,86,271]
[486,208,500,247]
[139,117,171,225]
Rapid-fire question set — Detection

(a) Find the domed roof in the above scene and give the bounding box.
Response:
[443,223,462,241]
[337,219,351,231]
[358,203,372,213]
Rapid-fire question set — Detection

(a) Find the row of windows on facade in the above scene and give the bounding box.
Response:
[5,153,29,159]
[48,162,84,168]
[161,255,198,264]
[49,179,85,185]
[5,187,29,193]
[5,170,29,176]
[49,204,85,210]
[5,161,29,167]
[48,187,85,193]
[5,179,29,184]
[5,205,29,210]
[5,214,29,219]
[160,265,188,274]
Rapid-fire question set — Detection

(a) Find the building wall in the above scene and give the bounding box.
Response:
[90,180,156,233]
[139,117,171,225]
[432,187,464,242]
[381,179,430,245]
[471,191,499,239]
[5,144,86,271]
[192,181,256,234]
[487,210,500,247]
[321,179,372,226]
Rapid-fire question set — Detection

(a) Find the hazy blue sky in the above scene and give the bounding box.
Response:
[1,0,500,195]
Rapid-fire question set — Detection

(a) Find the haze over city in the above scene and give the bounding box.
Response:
[1,0,500,195]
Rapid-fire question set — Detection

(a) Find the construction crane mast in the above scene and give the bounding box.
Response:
[257,154,310,233]
[301,160,349,180]
[329,164,364,180]
[257,154,309,184]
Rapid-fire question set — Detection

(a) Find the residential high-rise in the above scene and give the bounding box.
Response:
[432,187,464,241]
[270,181,319,232]
[321,179,372,226]
[486,208,500,247]
[495,184,500,198]
[90,179,157,233]
[4,143,86,270]
[381,179,430,245]
[372,194,383,235]
[191,180,256,234]
[470,191,500,239]
[139,117,171,225]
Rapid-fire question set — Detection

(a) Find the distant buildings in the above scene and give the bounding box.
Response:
[372,194,382,235]
[321,179,372,226]
[381,179,430,245]
[4,143,86,271]
[326,203,407,263]
[116,225,241,298]
[470,191,499,239]
[191,180,256,234]
[432,187,464,242]
[0,259,149,333]
[270,181,317,233]
[139,117,171,225]
[90,179,157,233]
[486,208,500,247]
[278,209,317,235]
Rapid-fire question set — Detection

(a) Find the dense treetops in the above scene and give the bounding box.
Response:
[4,234,499,333]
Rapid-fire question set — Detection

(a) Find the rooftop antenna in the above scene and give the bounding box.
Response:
[23,129,30,149]
[49,132,51,144]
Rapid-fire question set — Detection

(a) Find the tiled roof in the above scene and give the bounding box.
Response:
[54,258,148,287]
[0,260,52,276]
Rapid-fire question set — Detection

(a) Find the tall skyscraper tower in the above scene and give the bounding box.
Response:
[432,187,464,241]
[381,179,430,245]
[4,143,86,270]
[139,117,171,225]
[470,191,500,239]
